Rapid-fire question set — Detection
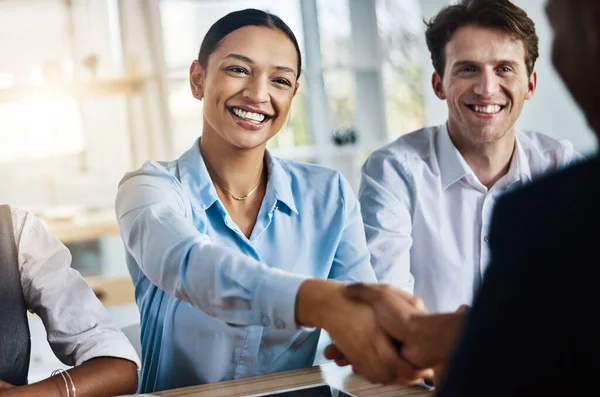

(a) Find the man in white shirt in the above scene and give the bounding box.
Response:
[359,0,580,313]
[0,205,140,396]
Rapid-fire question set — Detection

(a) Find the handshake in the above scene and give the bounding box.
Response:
[295,280,467,386]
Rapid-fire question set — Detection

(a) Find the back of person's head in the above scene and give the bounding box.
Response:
[546,0,600,137]
[425,0,538,78]
[197,8,302,79]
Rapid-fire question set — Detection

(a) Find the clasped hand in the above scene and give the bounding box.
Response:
[296,280,432,385]
[322,283,433,385]
[0,380,14,395]
[0,380,13,389]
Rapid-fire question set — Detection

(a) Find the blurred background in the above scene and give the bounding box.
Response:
[0,0,595,382]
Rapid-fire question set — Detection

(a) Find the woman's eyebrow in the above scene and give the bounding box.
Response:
[224,53,296,75]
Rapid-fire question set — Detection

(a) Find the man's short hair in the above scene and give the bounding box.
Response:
[425,0,539,77]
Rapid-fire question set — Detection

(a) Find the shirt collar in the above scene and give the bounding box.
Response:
[175,138,298,214]
[503,131,532,188]
[436,125,533,191]
[264,150,298,215]
[176,138,219,211]
[436,124,474,190]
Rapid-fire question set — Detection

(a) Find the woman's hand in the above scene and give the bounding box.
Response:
[296,279,430,385]
[0,380,14,389]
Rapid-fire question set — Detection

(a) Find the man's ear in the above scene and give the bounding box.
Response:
[189,60,206,101]
[525,70,537,100]
[432,72,446,100]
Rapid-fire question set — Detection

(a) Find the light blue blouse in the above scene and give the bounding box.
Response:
[115,139,376,392]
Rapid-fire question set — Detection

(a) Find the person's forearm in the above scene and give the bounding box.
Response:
[0,357,137,397]
[119,198,307,329]
[408,312,466,370]
[295,279,342,327]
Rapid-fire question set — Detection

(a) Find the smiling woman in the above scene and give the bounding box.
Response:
[189,11,301,234]
[114,8,402,394]
[191,23,300,160]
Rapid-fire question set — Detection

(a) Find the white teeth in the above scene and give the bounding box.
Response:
[472,105,501,114]
[232,107,266,122]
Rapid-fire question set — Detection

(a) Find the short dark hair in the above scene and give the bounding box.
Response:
[198,8,302,79]
[425,0,538,77]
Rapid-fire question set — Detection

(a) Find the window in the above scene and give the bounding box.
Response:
[0,0,146,210]
[0,99,84,162]
[315,0,424,148]
[377,0,425,136]
[316,0,356,134]
[0,0,84,163]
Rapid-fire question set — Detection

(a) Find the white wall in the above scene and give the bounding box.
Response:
[419,0,598,155]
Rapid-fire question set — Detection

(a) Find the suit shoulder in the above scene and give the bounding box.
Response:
[497,157,599,219]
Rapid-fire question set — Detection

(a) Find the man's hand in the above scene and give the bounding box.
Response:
[329,283,466,373]
[323,283,432,380]
[296,279,429,384]
[0,380,14,389]
[342,283,430,367]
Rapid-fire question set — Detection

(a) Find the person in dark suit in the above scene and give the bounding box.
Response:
[325,0,600,392]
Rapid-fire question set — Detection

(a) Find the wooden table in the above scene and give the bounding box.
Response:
[155,363,432,397]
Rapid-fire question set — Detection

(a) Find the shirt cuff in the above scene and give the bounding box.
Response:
[254,269,309,331]
[72,331,141,369]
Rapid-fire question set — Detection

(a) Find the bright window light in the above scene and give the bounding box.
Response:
[0,98,84,162]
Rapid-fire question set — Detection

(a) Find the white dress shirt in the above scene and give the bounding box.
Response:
[9,206,140,368]
[359,125,580,313]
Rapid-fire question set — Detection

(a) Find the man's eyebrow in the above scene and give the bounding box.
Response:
[452,59,520,69]
[451,60,478,69]
[495,59,520,67]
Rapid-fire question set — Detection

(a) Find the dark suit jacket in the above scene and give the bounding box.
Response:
[437,156,600,396]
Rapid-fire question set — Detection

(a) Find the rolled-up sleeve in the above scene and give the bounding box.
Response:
[358,152,415,293]
[14,208,140,368]
[559,139,584,166]
[115,165,307,331]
